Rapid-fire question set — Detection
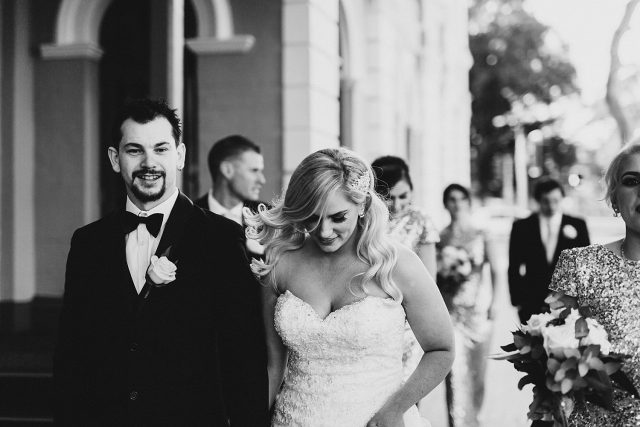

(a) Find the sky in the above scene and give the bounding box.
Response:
[526,0,637,105]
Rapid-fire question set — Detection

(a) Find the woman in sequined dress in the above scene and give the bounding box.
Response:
[437,184,496,427]
[246,148,454,427]
[371,156,440,379]
[548,142,640,426]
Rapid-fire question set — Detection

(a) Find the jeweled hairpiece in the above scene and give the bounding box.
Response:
[349,172,371,193]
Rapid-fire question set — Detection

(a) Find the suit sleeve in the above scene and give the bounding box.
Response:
[53,230,92,425]
[507,220,524,307]
[576,218,590,247]
[216,224,270,427]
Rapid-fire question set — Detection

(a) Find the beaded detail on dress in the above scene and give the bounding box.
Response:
[271,290,427,427]
[549,244,640,426]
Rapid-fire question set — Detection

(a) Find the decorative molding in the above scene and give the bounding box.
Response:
[40,43,104,60]
[52,0,236,44]
[190,0,234,38]
[185,35,255,55]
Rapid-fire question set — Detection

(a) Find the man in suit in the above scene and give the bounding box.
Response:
[508,178,590,324]
[54,98,269,426]
[195,135,266,259]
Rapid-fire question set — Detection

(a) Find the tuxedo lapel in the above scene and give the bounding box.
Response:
[552,215,569,263]
[530,214,547,264]
[154,192,194,261]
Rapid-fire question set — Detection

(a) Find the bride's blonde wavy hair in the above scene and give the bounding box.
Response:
[244,147,401,301]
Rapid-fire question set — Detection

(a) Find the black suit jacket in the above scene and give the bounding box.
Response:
[508,213,590,322]
[194,194,265,261]
[54,193,269,426]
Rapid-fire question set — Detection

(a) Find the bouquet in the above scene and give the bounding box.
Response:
[436,245,473,295]
[492,292,638,426]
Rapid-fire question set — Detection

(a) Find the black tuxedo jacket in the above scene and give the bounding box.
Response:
[508,213,590,322]
[194,194,265,261]
[54,193,269,426]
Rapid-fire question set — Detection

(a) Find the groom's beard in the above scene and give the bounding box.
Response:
[131,168,166,203]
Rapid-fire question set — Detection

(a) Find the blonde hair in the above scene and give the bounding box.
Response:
[244,147,401,301]
[604,141,640,211]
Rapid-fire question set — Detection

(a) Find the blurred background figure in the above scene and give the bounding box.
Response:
[437,183,496,427]
[371,155,440,387]
[196,135,267,259]
[508,178,590,324]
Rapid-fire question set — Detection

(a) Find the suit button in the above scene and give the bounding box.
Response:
[130,342,138,352]
[129,391,138,401]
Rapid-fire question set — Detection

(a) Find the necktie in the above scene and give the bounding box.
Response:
[123,212,163,237]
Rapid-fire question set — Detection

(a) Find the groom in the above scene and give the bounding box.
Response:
[53,98,269,425]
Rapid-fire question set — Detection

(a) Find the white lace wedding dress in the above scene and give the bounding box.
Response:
[271,290,430,427]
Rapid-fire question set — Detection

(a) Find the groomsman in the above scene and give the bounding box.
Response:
[54,98,268,425]
[508,178,590,323]
[196,135,267,259]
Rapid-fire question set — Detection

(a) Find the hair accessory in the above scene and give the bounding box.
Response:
[350,172,371,194]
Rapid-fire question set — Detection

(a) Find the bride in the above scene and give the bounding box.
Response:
[245,148,454,426]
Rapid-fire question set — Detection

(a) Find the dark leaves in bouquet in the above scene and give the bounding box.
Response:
[610,369,640,399]
[583,369,614,409]
[578,306,593,318]
[501,342,517,352]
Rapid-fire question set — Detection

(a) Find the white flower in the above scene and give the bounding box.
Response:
[147,255,177,285]
[523,312,555,336]
[542,322,580,357]
[581,318,611,355]
[457,260,473,276]
[562,224,578,239]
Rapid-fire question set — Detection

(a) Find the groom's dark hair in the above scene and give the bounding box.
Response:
[111,98,182,147]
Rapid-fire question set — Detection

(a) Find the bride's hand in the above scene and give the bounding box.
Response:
[366,407,405,427]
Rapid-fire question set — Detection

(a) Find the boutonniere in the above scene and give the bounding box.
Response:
[562,224,578,239]
[143,246,177,298]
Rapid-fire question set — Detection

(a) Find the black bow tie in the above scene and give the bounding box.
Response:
[123,212,164,237]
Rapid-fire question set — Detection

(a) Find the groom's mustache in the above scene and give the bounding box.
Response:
[133,168,165,179]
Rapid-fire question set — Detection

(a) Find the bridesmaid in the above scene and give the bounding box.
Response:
[438,183,496,427]
[547,142,640,426]
[371,156,440,379]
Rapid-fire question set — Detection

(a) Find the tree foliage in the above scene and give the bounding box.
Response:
[606,0,640,145]
[469,0,579,195]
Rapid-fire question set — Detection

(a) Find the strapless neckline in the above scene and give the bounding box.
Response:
[280,289,396,322]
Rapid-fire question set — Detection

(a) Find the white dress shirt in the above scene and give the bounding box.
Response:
[539,212,562,264]
[125,188,179,293]
[208,190,244,225]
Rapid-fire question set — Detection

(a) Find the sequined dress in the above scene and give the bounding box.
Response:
[549,244,640,426]
[386,206,440,378]
[271,290,429,427]
[437,227,492,427]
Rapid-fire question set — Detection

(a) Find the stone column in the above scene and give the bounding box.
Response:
[282,0,341,186]
[1,0,36,302]
[37,43,102,296]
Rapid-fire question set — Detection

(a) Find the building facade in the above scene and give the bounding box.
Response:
[0,0,471,302]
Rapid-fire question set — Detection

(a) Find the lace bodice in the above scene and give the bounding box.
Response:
[388,206,439,253]
[271,290,427,427]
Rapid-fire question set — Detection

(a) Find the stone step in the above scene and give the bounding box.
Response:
[0,372,53,420]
